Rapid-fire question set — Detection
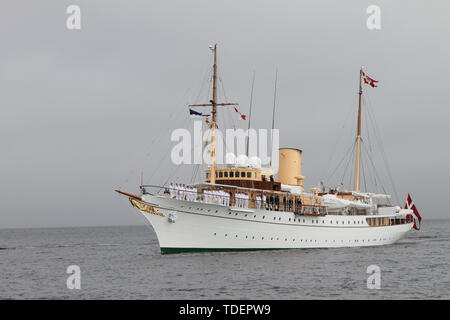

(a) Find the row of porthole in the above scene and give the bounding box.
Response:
[182,205,367,226]
[231,212,366,226]
[212,233,389,243]
[213,233,317,242]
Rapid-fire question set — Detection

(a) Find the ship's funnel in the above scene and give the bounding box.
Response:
[278,148,304,187]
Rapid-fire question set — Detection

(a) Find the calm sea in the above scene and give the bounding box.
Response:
[1,219,449,299]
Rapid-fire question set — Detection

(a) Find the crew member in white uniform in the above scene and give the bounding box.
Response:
[256,195,261,209]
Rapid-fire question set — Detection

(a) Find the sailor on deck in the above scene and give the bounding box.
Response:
[169,183,175,198]
[256,195,261,209]
[193,186,198,201]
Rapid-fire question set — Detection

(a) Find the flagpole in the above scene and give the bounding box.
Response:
[355,66,363,192]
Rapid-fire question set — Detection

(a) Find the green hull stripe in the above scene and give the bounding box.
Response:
[160,247,291,254]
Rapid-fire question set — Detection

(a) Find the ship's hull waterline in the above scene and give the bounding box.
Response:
[136,195,413,254]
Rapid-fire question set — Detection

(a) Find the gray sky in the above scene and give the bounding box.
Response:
[1,0,449,228]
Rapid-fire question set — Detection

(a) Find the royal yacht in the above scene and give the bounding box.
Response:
[116,44,421,253]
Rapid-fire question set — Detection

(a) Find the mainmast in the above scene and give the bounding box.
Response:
[355,67,363,192]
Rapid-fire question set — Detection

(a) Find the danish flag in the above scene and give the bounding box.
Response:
[362,71,379,88]
[404,193,422,230]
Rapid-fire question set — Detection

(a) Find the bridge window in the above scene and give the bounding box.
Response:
[224,171,228,178]
[247,172,251,178]
[230,171,234,178]
[219,172,223,178]
[241,171,245,178]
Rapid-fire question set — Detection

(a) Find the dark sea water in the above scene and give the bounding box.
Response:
[1,219,449,299]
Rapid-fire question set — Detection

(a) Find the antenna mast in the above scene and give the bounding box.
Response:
[270,69,278,166]
[246,71,256,156]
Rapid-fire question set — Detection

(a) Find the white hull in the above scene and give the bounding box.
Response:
[137,195,413,253]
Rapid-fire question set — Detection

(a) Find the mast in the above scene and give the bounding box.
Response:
[355,67,363,192]
[210,44,218,185]
[188,44,238,185]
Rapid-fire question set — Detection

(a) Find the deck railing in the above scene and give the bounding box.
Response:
[141,184,327,215]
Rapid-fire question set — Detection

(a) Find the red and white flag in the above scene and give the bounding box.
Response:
[362,71,379,88]
[404,193,422,230]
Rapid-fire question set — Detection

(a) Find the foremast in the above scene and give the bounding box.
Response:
[189,43,237,185]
